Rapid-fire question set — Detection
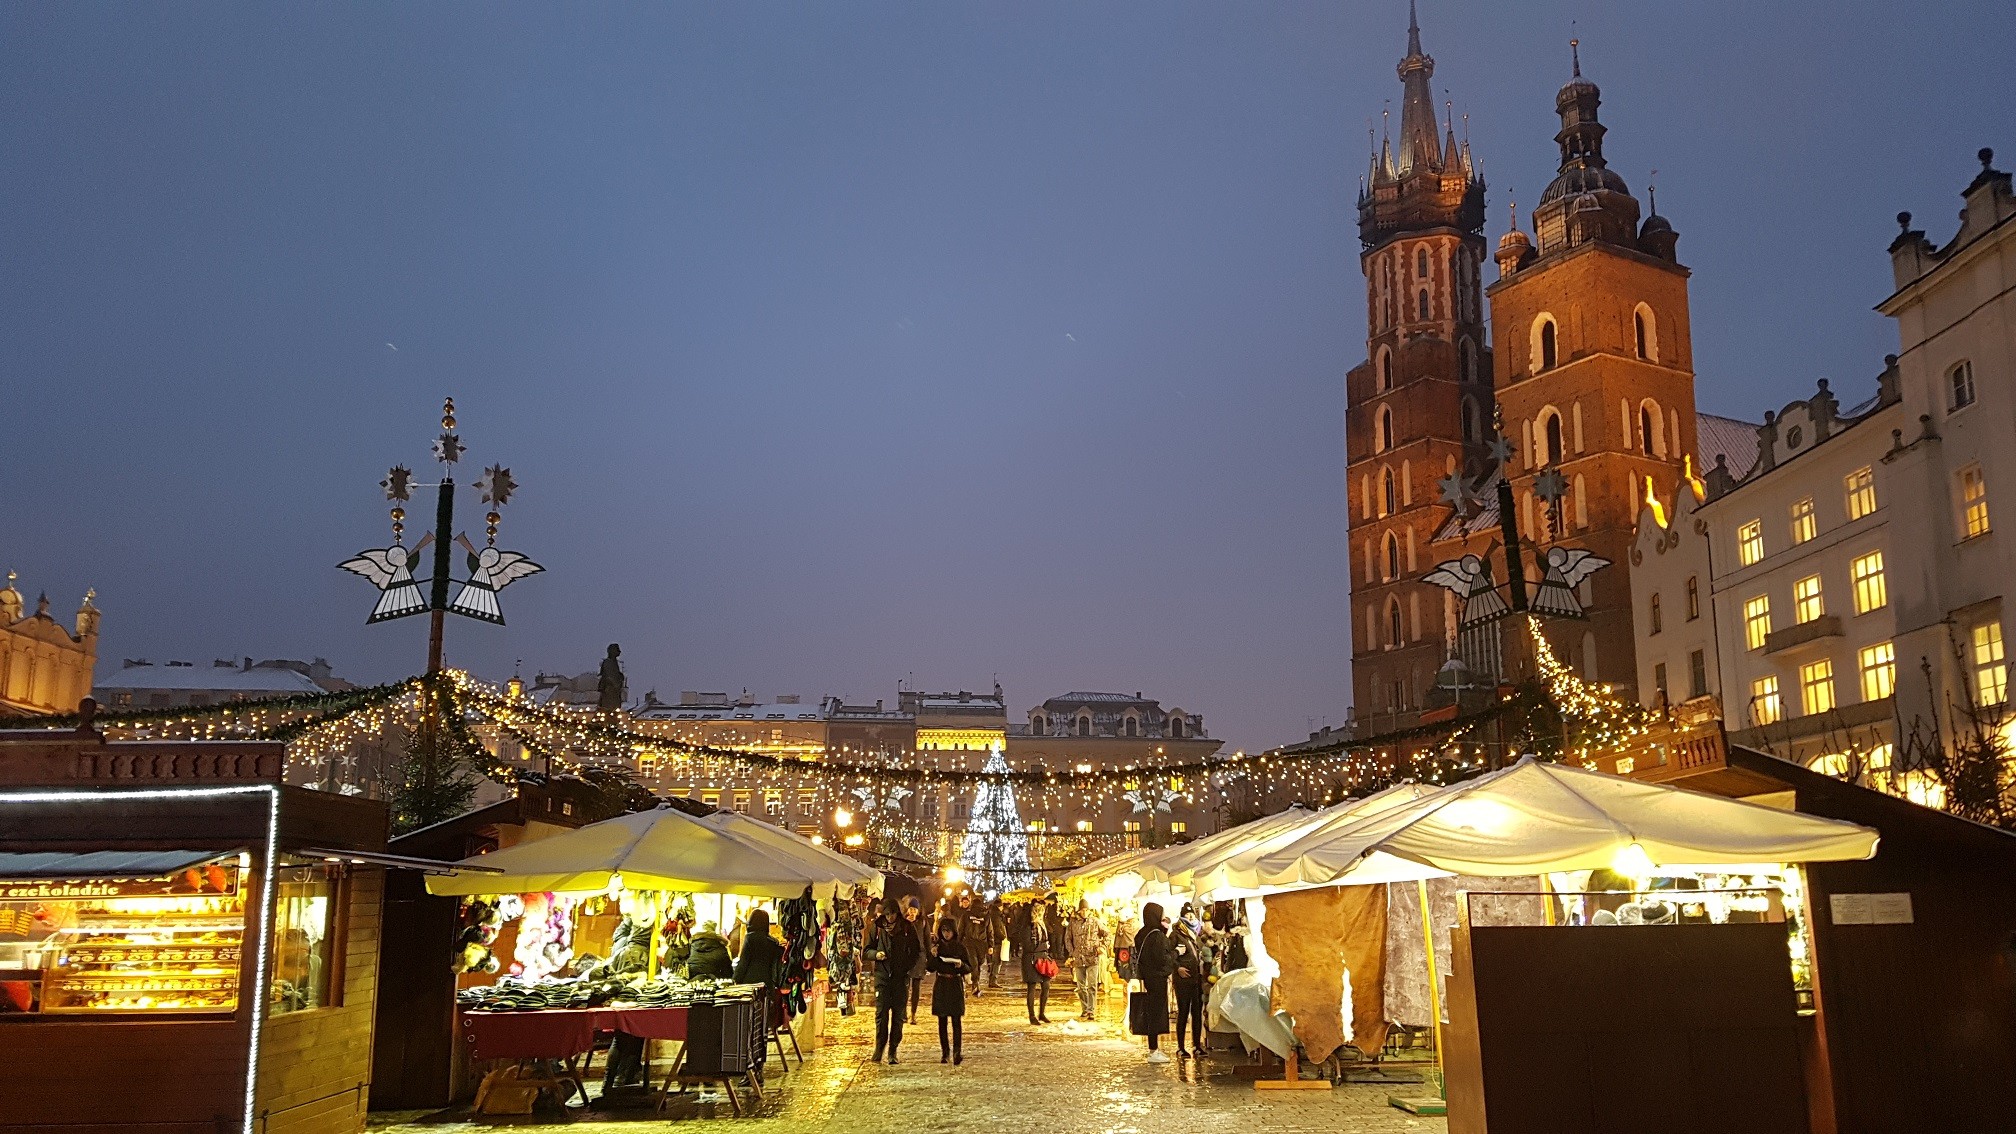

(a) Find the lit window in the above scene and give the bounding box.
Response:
[701,791,721,806]
[1800,658,1836,716]
[271,865,338,1015]
[1170,821,1188,837]
[1960,464,1990,538]
[1685,576,1699,620]
[1851,551,1886,614]
[1845,466,1877,520]
[1973,622,2007,706]
[1865,743,1893,770]
[1903,772,1947,810]
[1075,820,1092,832]
[1859,642,1896,701]
[1790,497,1817,544]
[1649,594,1662,635]
[1169,776,1185,791]
[1027,819,1047,833]
[1949,360,1975,410]
[1074,763,1093,773]
[765,790,783,816]
[1738,520,1763,566]
[1744,596,1772,651]
[1751,676,1782,725]
[1794,575,1824,624]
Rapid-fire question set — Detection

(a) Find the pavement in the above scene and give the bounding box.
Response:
[370,980,1448,1133]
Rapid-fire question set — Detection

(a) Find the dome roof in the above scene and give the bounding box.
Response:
[1555,76,1599,110]
[1496,227,1532,255]
[1640,212,1674,236]
[1538,163,1629,206]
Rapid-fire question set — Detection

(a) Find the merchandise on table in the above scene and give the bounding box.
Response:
[456,973,762,1012]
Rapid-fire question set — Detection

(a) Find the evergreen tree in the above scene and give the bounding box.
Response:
[959,747,1036,893]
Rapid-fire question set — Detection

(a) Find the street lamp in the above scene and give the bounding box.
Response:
[834,807,854,829]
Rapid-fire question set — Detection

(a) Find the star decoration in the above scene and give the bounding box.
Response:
[433,433,464,464]
[477,465,518,507]
[1486,434,1517,468]
[1535,468,1569,502]
[1437,471,1476,509]
[381,465,414,502]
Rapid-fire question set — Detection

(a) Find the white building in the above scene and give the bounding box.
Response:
[1631,148,2014,803]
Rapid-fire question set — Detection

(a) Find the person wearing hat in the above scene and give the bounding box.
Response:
[1131,901,1174,1062]
[1169,902,1210,1058]
[866,903,920,1063]
[927,917,971,1063]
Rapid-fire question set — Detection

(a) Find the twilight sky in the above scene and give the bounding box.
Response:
[6,2,2012,752]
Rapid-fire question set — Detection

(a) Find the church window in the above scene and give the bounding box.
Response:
[1378,347,1394,392]
[1460,338,1477,383]
[1382,467,1397,515]
[1535,317,1559,372]
[1417,247,1429,278]
[1949,361,1975,411]
[1633,303,1658,362]
[1417,289,1430,322]
[1640,406,1656,455]
[1377,405,1394,452]
[1460,397,1479,443]
[1384,533,1400,579]
[1541,411,1564,466]
[1388,599,1404,646]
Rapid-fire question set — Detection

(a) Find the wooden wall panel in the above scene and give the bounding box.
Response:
[0,1018,248,1129]
[251,868,382,1134]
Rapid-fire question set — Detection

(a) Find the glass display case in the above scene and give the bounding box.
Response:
[0,859,246,1016]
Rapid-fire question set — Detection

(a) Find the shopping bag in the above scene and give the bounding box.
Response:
[1127,987,1161,1036]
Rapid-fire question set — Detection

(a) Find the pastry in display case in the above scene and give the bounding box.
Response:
[0,858,247,1016]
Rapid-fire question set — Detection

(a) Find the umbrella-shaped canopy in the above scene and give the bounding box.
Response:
[698,810,883,896]
[425,804,881,898]
[1170,783,1441,900]
[1056,843,1162,902]
[1246,756,1880,893]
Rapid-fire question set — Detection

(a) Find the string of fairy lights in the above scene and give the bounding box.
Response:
[30,634,1654,820]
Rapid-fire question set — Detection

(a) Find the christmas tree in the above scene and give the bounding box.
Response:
[960,745,1036,894]
[1526,616,1654,764]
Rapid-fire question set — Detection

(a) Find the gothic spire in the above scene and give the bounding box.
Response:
[1396,1,1442,174]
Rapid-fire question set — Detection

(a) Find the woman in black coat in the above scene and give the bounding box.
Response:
[733,908,786,996]
[1131,901,1174,1062]
[926,919,970,1063]
[1020,908,1055,1025]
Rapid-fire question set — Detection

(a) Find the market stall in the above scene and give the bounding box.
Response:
[424,802,878,1113]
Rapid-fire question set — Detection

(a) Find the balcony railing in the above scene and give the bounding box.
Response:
[1764,615,1842,655]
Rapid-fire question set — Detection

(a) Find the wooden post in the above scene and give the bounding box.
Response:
[1417,879,1445,1075]
[646,892,663,981]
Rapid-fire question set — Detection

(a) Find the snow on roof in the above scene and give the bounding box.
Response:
[1697,413,1760,480]
[94,663,325,694]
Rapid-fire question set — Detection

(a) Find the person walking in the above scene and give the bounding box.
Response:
[1021,905,1056,1024]
[927,919,970,1064]
[866,905,920,1063]
[955,891,990,996]
[1066,900,1109,1020]
[1131,901,1174,1063]
[902,896,930,1025]
[985,899,1007,989]
[1169,903,1210,1058]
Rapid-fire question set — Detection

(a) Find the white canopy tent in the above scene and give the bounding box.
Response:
[1169,783,1443,900]
[425,803,883,898]
[1245,755,1880,894]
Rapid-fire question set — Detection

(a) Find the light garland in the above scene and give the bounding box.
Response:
[1526,615,1655,765]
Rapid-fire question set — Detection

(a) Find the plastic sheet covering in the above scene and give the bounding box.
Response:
[1208,967,1299,1060]
[1382,874,1546,1027]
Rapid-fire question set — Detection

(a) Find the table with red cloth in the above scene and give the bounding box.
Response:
[461,1005,690,1062]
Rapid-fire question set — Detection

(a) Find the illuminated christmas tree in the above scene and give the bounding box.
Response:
[1526,616,1654,764]
[960,746,1036,894]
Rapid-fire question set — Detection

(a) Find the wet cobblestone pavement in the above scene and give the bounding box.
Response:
[372,982,1448,1132]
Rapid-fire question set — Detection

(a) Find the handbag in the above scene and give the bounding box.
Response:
[1126,982,1159,1036]
[1034,955,1059,979]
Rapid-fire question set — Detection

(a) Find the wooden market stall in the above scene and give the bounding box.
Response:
[0,722,391,1134]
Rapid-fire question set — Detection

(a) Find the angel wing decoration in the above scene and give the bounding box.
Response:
[1421,553,1510,630]
[1530,547,1612,618]
[337,533,433,623]
[446,541,544,625]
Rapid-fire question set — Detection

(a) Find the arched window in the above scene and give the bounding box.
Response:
[1388,599,1404,646]
[1542,411,1564,466]
[1031,713,1047,736]
[1460,337,1477,383]
[1124,716,1137,737]
[1076,715,1091,737]
[1633,302,1658,362]
[1377,405,1394,452]
[1417,289,1430,322]
[1384,533,1401,579]
[1461,397,1479,443]
[1169,716,1185,739]
[1382,467,1398,515]
[1532,310,1564,369]
[1378,347,1393,392]
[1417,247,1429,278]
[1640,406,1657,454]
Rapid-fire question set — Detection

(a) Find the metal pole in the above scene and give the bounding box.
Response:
[425,478,454,674]
[1495,475,1528,613]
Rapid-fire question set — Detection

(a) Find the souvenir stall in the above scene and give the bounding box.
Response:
[425,803,878,1114]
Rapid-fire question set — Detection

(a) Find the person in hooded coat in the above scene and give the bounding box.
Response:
[866,905,920,1063]
[686,921,734,980]
[1131,901,1174,1062]
[733,908,788,1050]
[1169,902,1210,1058]
[926,918,970,1063]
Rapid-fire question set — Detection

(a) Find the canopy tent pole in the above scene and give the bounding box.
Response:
[1541,873,1558,926]
[646,890,663,980]
[1416,879,1445,1078]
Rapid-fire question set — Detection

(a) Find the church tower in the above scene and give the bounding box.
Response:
[1346,3,1493,725]
[1484,45,1696,698]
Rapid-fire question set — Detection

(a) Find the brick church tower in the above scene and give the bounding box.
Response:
[1479,45,1697,698]
[1345,4,1494,725]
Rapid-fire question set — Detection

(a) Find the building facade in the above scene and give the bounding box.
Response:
[0,575,97,717]
[1629,148,2014,804]
[1345,8,1493,723]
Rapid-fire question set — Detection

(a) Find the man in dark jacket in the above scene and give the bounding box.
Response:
[985,900,1007,988]
[1132,901,1174,1063]
[686,922,734,980]
[956,891,991,995]
[866,906,920,1063]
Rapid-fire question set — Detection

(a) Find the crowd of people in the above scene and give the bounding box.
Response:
[826,887,1250,1066]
